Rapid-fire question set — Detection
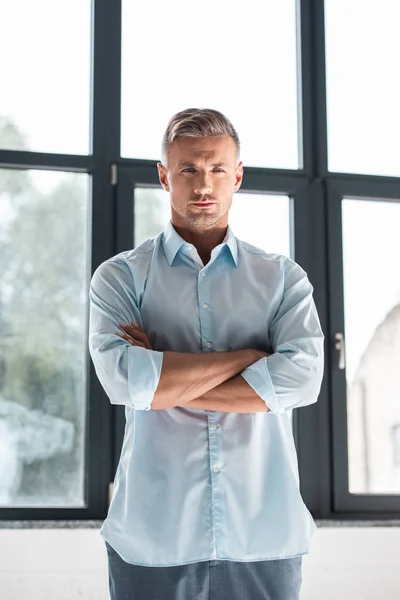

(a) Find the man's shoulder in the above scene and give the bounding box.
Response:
[235,239,308,280]
[92,234,162,283]
[236,238,290,265]
[113,234,161,263]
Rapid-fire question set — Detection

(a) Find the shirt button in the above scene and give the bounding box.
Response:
[206,341,212,348]
[211,424,218,430]
[202,303,209,309]
[213,466,220,473]
[201,272,206,277]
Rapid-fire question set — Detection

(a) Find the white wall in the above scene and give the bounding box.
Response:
[301,527,400,600]
[0,526,399,600]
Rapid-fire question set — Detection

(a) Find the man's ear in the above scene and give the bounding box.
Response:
[234,162,244,191]
[157,162,169,192]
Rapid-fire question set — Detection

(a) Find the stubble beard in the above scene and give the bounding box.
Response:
[184,206,223,229]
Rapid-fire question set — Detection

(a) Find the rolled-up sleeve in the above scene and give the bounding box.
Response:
[240,258,324,414]
[88,257,164,411]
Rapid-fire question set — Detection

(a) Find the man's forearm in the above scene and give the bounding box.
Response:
[178,373,270,413]
[151,349,265,410]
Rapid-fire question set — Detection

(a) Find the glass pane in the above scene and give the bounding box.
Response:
[122,1,300,169]
[0,0,91,154]
[229,193,291,257]
[325,0,400,176]
[343,198,400,493]
[134,188,293,426]
[134,188,291,258]
[0,168,91,507]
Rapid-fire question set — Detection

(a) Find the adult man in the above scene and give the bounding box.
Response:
[88,107,325,599]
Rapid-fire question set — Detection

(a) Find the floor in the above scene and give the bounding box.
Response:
[0,526,399,599]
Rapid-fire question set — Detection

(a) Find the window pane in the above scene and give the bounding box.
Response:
[325,0,400,176]
[122,1,300,169]
[134,188,291,258]
[0,168,91,507]
[228,193,291,257]
[343,199,400,493]
[0,0,91,155]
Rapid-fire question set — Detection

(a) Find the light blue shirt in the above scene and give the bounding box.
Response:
[88,219,325,567]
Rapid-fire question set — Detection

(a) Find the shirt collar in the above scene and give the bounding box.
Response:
[162,220,238,267]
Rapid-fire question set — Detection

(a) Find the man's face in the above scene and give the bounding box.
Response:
[157,135,243,230]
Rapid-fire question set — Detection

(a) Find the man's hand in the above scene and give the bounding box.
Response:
[116,322,153,350]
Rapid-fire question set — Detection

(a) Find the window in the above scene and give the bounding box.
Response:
[134,188,291,258]
[0,169,90,507]
[0,0,92,155]
[325,0,400,176]
[121,0,300,169]
[342,198,400,494]
[2,0,399,522]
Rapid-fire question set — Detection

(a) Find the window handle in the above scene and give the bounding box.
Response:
[334,332,346,370]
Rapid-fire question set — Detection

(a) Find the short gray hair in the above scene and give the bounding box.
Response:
[161,108,241,166]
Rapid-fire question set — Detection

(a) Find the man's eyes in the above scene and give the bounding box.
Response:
[182,168,224,173]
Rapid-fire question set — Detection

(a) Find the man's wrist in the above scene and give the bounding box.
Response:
[247,349,270,363]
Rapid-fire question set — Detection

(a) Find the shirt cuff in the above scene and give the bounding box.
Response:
[128,347,164,410]
[240,358,283,415]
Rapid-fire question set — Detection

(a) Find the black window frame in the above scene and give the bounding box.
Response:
[0,0,399,522]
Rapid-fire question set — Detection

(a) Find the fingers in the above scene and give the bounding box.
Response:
[115,332,147,349]
[117,322,152,350]
[122,323,152,349]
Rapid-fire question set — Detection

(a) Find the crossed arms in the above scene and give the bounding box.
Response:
[88,257,325,415]
[140,347,271,412]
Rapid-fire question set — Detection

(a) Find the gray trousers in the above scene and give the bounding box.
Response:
[105,541,303,600]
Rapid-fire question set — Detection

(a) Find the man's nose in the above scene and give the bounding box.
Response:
[194,175,212,196]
